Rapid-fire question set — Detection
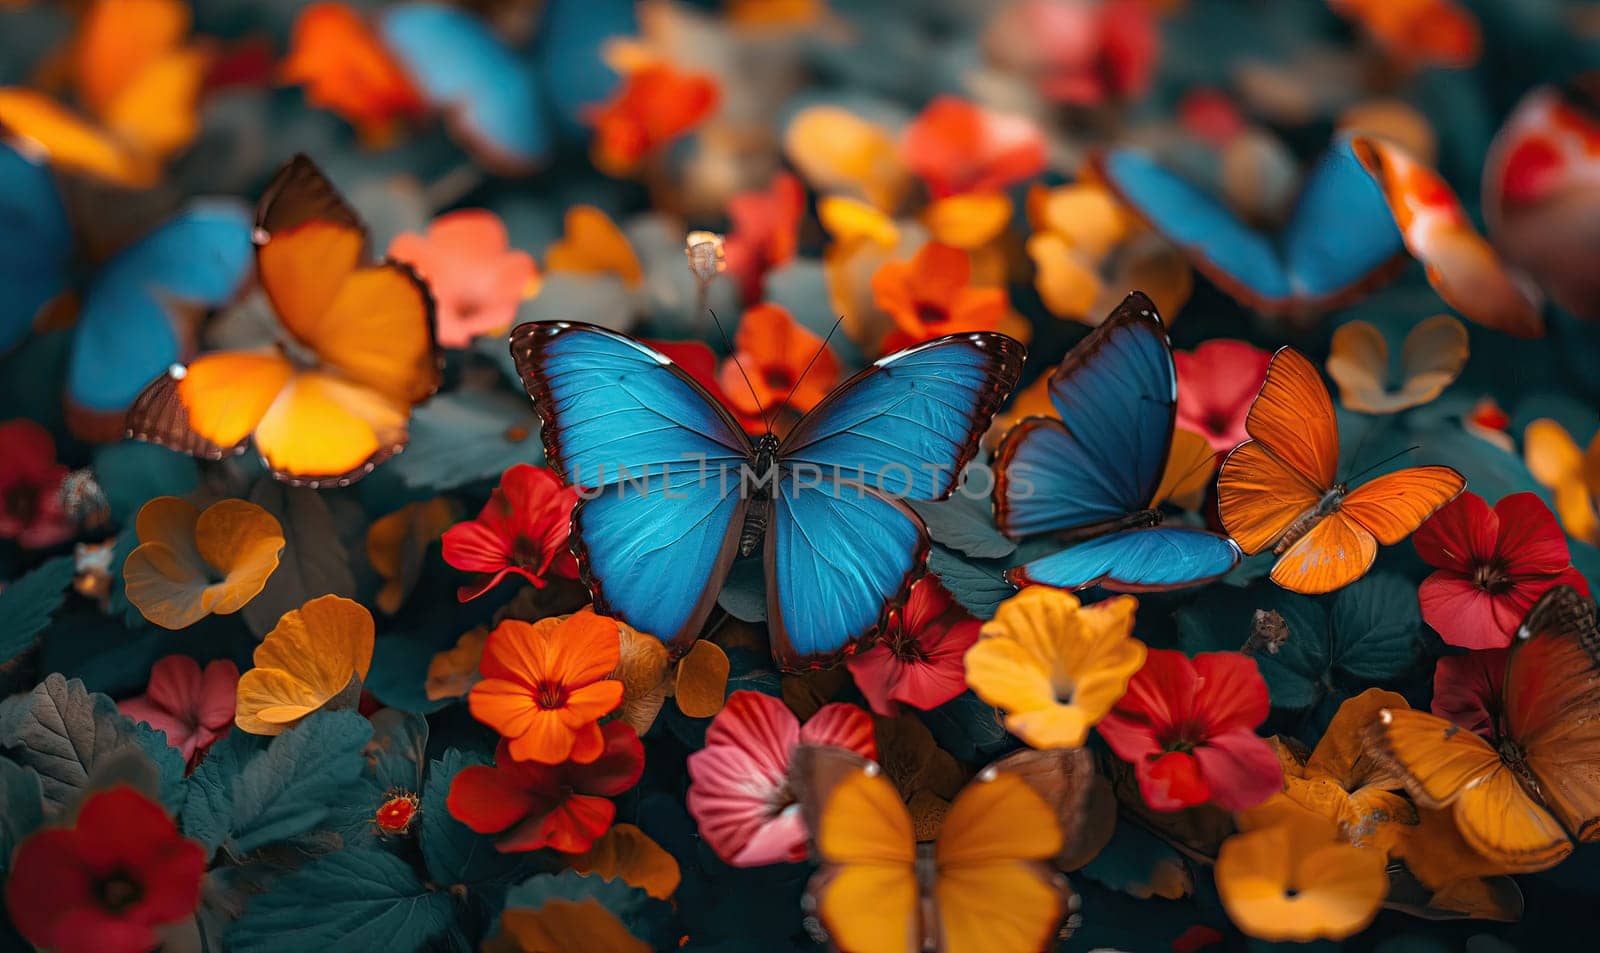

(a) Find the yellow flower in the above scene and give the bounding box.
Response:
[569,824,681,900]
[122,497,284,630]
[235,594,374,735]
[1524,418,1600,545]
[963,587,1145,748]
[1216,798,1387,943]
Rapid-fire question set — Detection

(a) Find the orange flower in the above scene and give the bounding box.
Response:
[544,206,643,289]
[122,497,284,630]
[235,594,374,735]
[586,62,719,177]
[871,242,1007,348]
[281,3,424,145]
[469,610,625,764]
[569,823,682,900]
[900,96,1046,198]
[724,172,806,302]
[388,210,540,348]
[717,303,838,434]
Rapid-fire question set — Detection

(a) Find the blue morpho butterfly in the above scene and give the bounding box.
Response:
[510,322,1024,670]
[992,292,1241,592]
[0,142,252,436]
[1090,135,1406,319]
[379,0,635,174]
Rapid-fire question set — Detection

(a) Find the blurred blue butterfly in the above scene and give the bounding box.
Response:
[380,0,635,174]
[993,292,1240,592]
[1092,135,1405,318]
[511,322,1024,670]
[0,143,252,436]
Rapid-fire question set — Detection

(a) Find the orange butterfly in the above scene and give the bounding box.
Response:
[791,745,1090,953]
[0,0,207,187]
[1371,586,1600,872]
[126,155,439,486]
[1217,347,1463,594]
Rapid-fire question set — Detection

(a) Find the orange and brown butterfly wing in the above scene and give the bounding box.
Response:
[1371,707,1571,872]
[1341,466,1466,545]
[1266,512,1378,595]
[1505,586,1600,846]
[987,747,1107,870]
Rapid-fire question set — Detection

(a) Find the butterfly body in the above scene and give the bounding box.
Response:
[1273,485,1348,555]
[739,433,782,557]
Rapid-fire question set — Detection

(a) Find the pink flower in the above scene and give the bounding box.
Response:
[1413,492,1590,650]
[847,577,979,716]
[388,209,539,348]
[984,0,1159,107]
[1174,340,1273,454]
[0,419,73,548]
[686,691,875,866]
[1097,649,1281,812]
[441,464,580,601]
[119,656,239,766]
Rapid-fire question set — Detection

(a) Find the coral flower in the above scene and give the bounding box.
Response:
[723,172,806,303]
[447,722,644,853]
[586,62,719,177]
[0,419,74,548]
[388,210,539,348]
[964,587,1145,748]
[235,594,374,735]
[442,464,580,602]
[1215,798,1387,943]
[716,303,838,434]
[1097,649,1281,811]
[121,497,284,630]
[1413,492,1590,650]
[871,242,1007,348]
[5,786,206,953]
[1174,340,1273,454]
[983,0,1159,107]
[848,576,980,716]
[119,655,239,766]
[685,691,875,866]
[899,96,1046,198]
[280,2,425,145]
[467,610,624,764]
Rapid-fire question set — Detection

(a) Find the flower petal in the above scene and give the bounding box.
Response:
[1194,729,1283,811]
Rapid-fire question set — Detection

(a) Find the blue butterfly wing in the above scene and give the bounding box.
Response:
[66,201,252,420]
[994,293,1174,538]
[779,333,1025,500]
[1281,137,1406,306]
[535,0,634,136]
[767,478,925,669]
[0,143,72,356]
[510,321,751,649]
[1095,148,1292,310]
[1008,527,1241,593]
[382,3,551,172]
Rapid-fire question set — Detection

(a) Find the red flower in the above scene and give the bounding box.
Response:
[1097,649,1281,812]
[847,577,979,716]
[446,721,644,854]
[586,62,719,176]
[686,691,875,866]
[1430,649,1506,741]
[1174,341,1273,454]
[374,792,420,835]
[1413,492,1590,650]
[900,96,1046,198]
[441,464,579,601]
[0,419,74,548]
[723,172,806,303]
[5,786,205,953]
[984,0,1159,107]
[118,655,238,767]
[717,303,839,435]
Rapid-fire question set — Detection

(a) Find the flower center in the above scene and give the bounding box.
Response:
[1204,411,1231,435]
[767,782,797,817]
[535,680,568,709]
[3,485,37,523]
[885,625,927,663]
[914,301,950,326]
[511,534,546,571]
[762,367,794,394]
[96,871,143,914]
[374,792,420,834]
[1472,559,1513,594]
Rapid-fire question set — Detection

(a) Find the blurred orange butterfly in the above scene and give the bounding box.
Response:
[0,0,207,187]
[127,155,439,486]
[1372,586,1600,872]
[1217,347,1463,594]
[791,745,1088,953]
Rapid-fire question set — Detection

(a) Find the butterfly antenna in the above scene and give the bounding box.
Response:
[780,314,846,420]
[1342,418,1378,485]
[1344,445,1422,486]
[708,309,773,432]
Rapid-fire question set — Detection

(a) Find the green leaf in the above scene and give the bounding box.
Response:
[326,709,429,850]
[92,440,199,525]
[717,557,765,622]
[421,748,541,888]
[229,847,466,952]
[918,691,1010,763]
[390,390,542,492]
[1327,573,1422,684]
[909,488,1015,559]
[505,869,671,946]
[0,673,185,813]
[0,759,43,875]
[241,481,358,638]
[180,730,269,856]
[926,545,1014,619]
[1177,585,1328,711]
[0,555,75,666]
[222,710,374,856]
